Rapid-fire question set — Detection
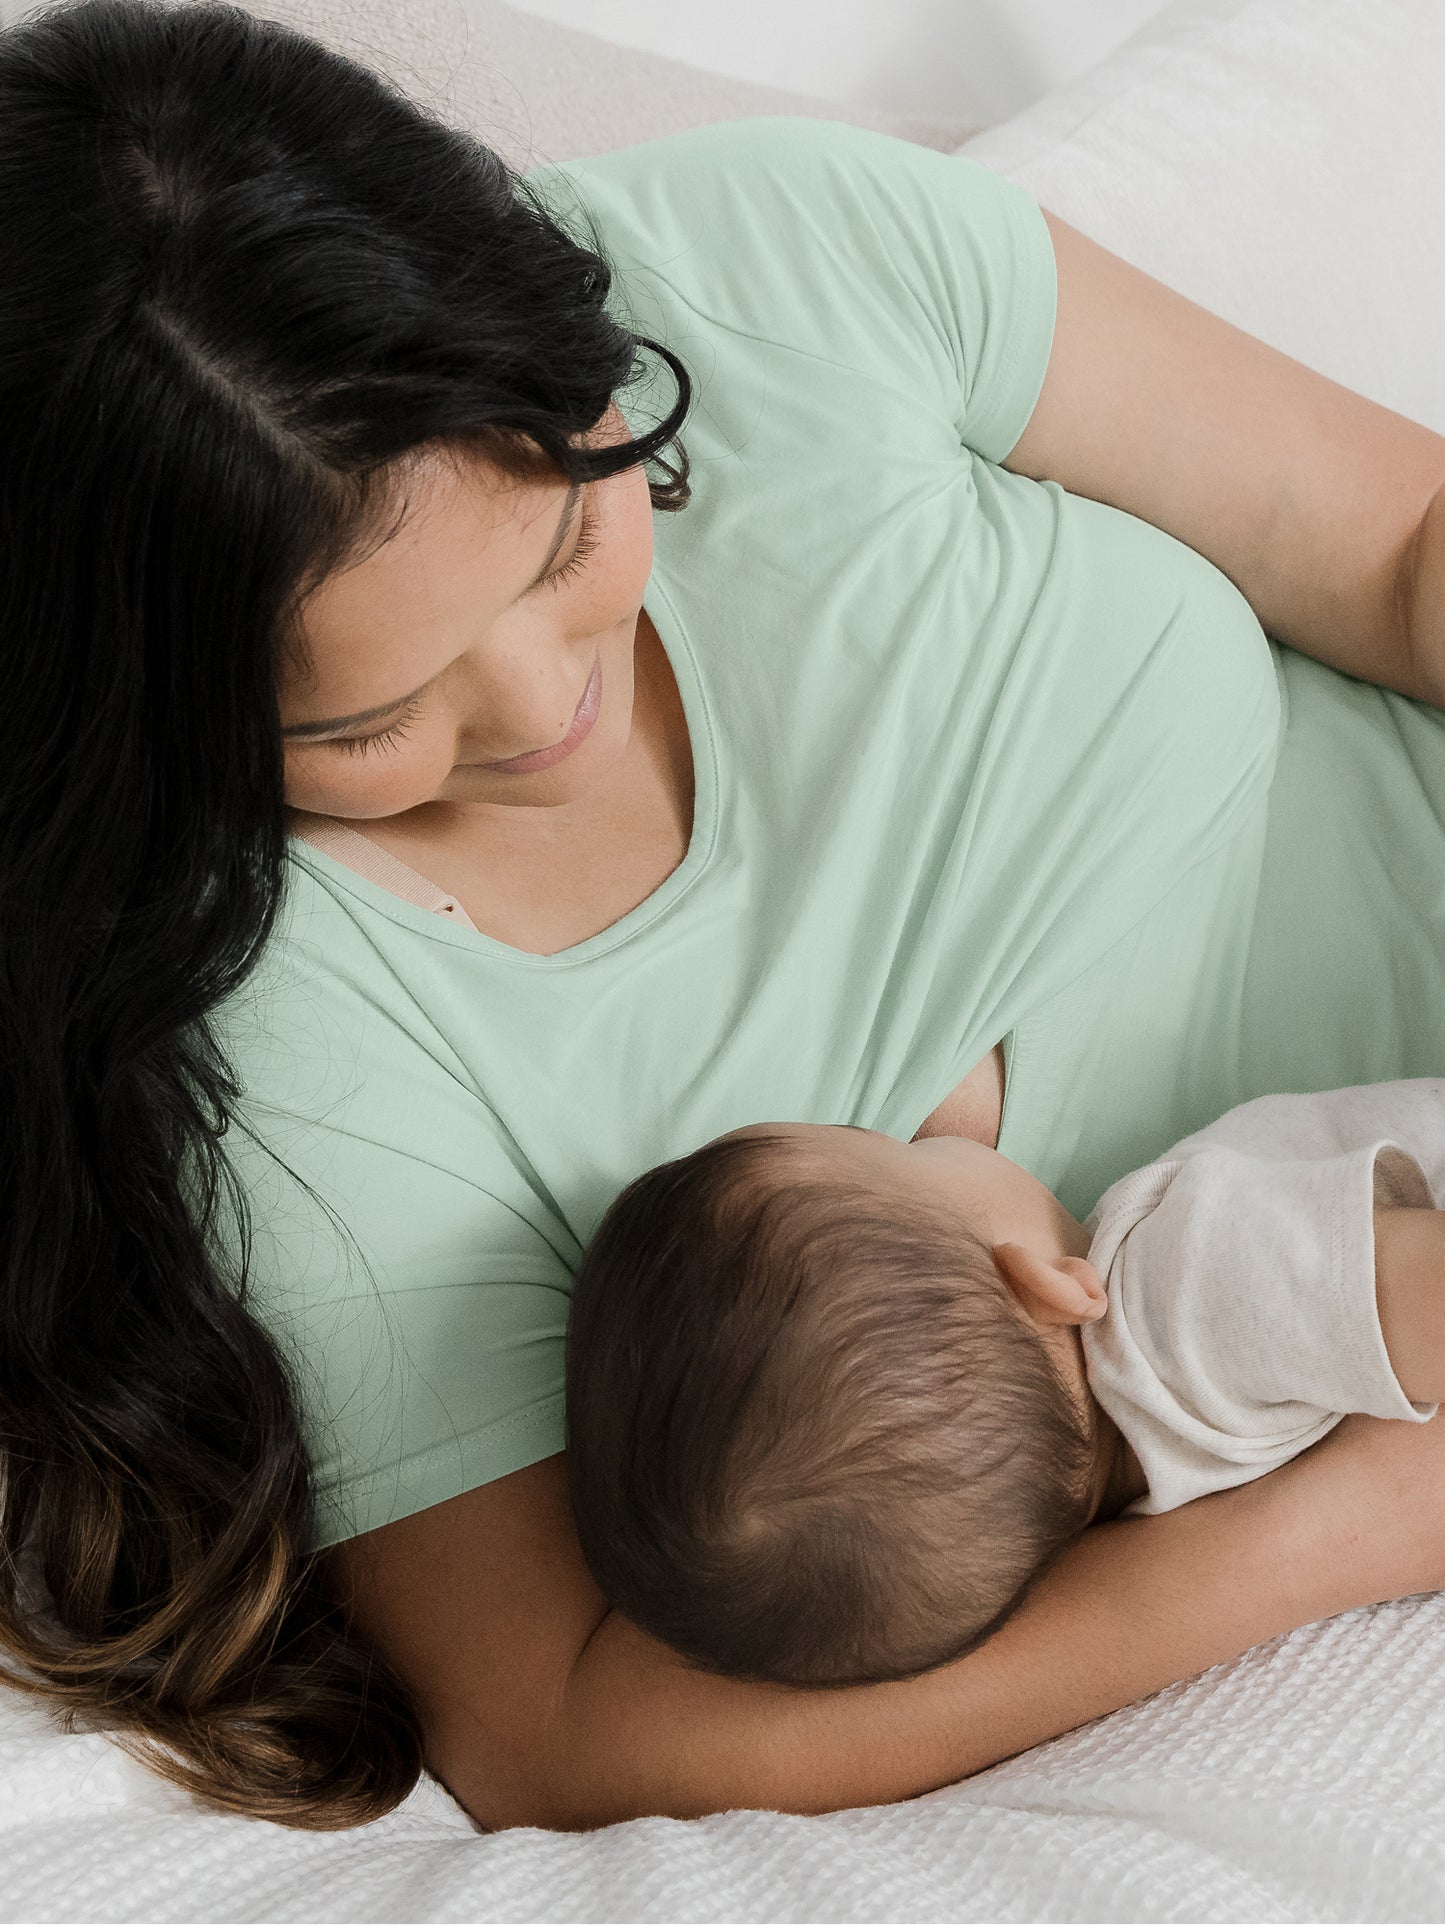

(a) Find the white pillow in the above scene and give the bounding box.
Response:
[242,0,977,170]
[961,0,1445,435]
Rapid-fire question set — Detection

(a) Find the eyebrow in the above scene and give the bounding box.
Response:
[282,480,584,739]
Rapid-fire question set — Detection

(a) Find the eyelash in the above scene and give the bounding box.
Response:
[335,499,600,759]
[335,691,426,759]
[542,496,600,593]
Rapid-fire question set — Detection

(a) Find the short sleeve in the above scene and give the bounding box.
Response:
[1085,1139,1435,1515]
[525,116,1058,465]
[208,888,572,1551]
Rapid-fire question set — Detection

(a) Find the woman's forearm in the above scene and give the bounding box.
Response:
[500,1413,1445,1831]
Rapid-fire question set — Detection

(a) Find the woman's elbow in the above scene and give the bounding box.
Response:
[422,1696,686,1834]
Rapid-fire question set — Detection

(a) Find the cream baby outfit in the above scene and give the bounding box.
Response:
[1082,1078,1445,1515]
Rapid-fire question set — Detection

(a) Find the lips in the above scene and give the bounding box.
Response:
[481,652,602,775]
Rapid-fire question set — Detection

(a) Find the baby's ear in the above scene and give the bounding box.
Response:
[992,1243,1108,1328]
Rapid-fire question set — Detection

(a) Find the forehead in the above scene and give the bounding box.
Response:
[284,446,561,697]
[311,448,539,609]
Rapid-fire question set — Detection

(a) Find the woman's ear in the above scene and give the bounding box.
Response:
[991,1241,1108,1327]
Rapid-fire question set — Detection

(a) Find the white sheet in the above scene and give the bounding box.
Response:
[961,0,1445,436]
[5,1590,1445,1921]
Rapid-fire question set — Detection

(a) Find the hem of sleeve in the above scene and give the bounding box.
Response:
[305,1394,567,1552]
[963,176,1058,465]
[1358,1142,1439,1423]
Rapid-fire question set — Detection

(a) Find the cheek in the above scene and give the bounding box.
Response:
[604,466,656,600]
[535,479,653,644]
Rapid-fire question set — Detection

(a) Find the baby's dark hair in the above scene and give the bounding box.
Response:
[565,1126,1097,1687]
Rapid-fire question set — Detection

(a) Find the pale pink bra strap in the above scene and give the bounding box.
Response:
[289,816,481,932]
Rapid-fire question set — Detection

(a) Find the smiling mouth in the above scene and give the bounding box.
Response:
[478,651,602,774]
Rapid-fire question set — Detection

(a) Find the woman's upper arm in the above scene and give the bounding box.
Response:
[319,1451,1056,1832]
[319,1457,612,1828]
[317,1416,1445,1834]
[1006,209,1445,696]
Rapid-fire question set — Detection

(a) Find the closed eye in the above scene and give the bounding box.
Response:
[537,496,599,593]
[334,691,426,758]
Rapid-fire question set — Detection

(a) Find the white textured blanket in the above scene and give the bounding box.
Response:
[4,1592,1444,1922]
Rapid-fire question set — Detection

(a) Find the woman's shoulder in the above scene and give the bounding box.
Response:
[520,116,900,298]
[523,114,1033,273]
[526,116,1053,459]
[523,114,901,204]
[211,844,492,1156]
[525,113,996,197]
[207,846,577,1551]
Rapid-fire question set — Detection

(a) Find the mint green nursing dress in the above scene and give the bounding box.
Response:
[210,118,1445,1548]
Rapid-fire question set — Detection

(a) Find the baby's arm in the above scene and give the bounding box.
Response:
[1373,1206,1445,1402]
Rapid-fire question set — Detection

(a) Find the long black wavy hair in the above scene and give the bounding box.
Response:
[0,0,691,1826]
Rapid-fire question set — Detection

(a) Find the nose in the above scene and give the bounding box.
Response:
[463,646,598,767]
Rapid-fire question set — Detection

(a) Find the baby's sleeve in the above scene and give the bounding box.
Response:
[1083,1140,1437,1515]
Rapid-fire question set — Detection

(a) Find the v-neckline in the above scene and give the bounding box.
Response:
[287,570,719,968]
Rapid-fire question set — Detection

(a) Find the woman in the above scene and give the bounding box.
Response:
[4,0,1445,1834]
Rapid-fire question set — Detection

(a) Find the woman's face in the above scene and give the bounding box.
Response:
[278,402,655,822]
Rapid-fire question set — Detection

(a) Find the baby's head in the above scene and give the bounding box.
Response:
[566,1122,1116,1687]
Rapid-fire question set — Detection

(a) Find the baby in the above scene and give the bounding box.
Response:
[564,1077,1445,1687]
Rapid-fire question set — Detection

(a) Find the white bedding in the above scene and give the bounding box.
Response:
[6,1591,1445,1921]
[5,0,1445,1918]
[962,0,1445,436]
